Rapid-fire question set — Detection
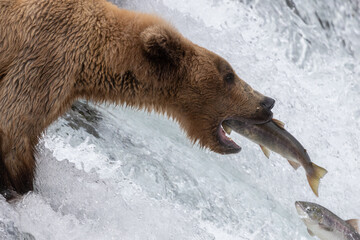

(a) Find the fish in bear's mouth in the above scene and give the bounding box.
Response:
[217,114,273,154]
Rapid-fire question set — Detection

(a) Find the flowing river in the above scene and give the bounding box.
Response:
[1,0,360,239]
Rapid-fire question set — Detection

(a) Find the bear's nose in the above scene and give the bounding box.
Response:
[260,97,275,110]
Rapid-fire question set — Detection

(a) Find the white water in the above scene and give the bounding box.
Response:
[1,0,360,239]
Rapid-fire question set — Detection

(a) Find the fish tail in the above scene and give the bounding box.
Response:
[306,163,328,197]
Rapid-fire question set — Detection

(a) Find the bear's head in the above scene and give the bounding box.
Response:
[140,24,274,154]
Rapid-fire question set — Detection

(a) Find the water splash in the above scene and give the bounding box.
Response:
[1,0,359,239]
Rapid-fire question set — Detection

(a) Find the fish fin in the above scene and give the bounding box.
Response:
[346,219,360,233]
[307,228,315,236]
[259,145,270,159]
[272,118,285,129]
[287,159,301,170]
[306,163,328,197]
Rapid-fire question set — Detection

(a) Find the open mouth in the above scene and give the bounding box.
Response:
[216,113,273,154]
[217,120,241,154]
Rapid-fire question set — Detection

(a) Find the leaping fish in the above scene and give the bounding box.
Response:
[222,119,327,196]
[295,201,360,240]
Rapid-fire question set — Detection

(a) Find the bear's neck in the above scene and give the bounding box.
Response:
[74,2,179,113]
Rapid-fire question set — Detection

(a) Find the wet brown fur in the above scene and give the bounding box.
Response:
[0,0,273,196]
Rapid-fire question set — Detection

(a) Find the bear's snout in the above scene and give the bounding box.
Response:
[260,97,275,111]
[248,96,275,123]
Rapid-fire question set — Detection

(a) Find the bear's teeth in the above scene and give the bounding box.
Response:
[222,124,232,135]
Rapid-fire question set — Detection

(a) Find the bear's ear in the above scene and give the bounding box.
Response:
[140,25,184,63]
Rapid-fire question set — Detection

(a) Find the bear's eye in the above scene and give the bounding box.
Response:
[224,73,235,85]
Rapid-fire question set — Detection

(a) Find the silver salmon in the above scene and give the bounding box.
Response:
[295,201,360,240]
[223,119,327,196]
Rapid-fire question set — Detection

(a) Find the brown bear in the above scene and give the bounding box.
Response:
[0,0,274,199]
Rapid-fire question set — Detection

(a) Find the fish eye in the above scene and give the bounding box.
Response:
[305,207,313,213]
[224,72,235,85]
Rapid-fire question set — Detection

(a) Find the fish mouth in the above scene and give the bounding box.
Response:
[217,114,273,154]
[295,201,305,211]
[295,201,308,218]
